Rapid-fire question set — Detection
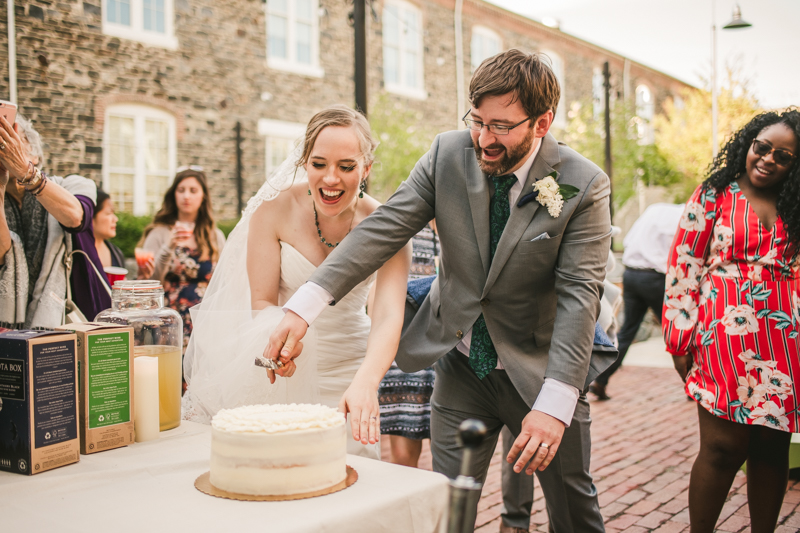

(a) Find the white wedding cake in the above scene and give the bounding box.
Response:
[209,403,347,496]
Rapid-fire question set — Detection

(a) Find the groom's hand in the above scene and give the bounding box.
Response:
[265,311,308,376]
[507,410,566,475]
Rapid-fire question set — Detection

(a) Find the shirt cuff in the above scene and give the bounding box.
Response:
[532,378,580,427]
[282,282,334,326]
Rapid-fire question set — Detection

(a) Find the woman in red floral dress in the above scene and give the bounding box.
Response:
[663,109,800,533]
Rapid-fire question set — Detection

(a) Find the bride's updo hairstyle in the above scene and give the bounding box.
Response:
[296,105,379,172]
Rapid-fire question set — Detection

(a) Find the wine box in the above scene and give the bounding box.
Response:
[0,330,80,475]
[56,323,135,454]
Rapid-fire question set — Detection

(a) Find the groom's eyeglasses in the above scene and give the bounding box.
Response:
[462,109,531,135]
[751,139,796,167]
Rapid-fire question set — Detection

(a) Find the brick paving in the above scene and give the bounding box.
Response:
[382,365,800,532]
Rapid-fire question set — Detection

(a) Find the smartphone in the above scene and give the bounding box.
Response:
[0,100,17,126]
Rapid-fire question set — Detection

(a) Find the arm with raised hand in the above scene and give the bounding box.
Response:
[0,170,10,265]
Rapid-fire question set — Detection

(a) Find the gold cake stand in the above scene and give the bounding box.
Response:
[194,466,358,502]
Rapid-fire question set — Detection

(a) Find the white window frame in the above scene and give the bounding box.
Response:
[541,50,566,129]
[635,84,655,144]
[258,119,306,181]
[101,0,178,49]
[103,104,177,216]
[470,25,502,72]
[265,0,324,78]
[382,0,426,100]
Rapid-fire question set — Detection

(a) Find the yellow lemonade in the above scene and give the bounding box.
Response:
[134,345,182,431]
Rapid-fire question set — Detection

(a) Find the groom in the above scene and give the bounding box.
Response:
[269,49,611,531]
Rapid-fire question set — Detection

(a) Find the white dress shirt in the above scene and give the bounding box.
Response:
[283,139,581,426]
[622,203,684,274]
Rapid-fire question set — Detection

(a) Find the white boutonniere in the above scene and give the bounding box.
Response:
[531,172,579,218]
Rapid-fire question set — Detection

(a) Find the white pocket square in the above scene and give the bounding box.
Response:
[530,232,550,242]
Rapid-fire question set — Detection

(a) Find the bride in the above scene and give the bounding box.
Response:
[182,105,411,458]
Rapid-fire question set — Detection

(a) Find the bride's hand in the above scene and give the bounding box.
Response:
[266,310,308,364]
[263,345,301,384]
[339,381,380,445]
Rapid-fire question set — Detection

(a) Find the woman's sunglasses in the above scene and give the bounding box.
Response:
[751,139,796,167]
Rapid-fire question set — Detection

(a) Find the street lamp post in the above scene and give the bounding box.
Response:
[711,2,752,158]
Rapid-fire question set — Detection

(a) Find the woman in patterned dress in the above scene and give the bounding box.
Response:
[663,109,800,532]
[140,169,226,359]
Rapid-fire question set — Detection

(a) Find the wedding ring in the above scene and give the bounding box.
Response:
[539,443,550,449]
[370,416,377,420]
[0,142,6,150]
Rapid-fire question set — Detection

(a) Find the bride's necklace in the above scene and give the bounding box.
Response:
[311,191,359,248]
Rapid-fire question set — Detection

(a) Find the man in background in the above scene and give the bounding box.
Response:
[589,202,684,400]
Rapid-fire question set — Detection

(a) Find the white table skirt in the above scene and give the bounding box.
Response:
[0,421,450,533]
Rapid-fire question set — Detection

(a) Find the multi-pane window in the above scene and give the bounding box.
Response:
[258,119,306,182]
[102,0,176,48]
[104,105,176,215]
[470,26,501,72]
[106,0,131,25]
[266,0,323,77]
[383,0,425,99]
[143,0,166,33]
[542,50,566,129]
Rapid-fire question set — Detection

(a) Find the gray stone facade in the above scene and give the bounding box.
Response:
[0,0,690,218]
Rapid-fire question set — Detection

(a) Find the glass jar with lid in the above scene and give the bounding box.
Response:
[95,280,183,431]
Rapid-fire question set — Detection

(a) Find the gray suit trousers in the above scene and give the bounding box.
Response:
[431,350,604,533]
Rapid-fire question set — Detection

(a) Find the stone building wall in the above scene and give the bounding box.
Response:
[0,0,691,219]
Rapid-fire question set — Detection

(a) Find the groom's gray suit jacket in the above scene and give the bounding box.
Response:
[309,130,613,409]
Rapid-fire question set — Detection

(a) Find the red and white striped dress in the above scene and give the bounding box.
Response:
[663,181,799,433]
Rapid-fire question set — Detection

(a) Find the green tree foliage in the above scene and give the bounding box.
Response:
[111,212,151,258]
[368,94,438,202]
[216,219,240,238]
[563,99,681,212]
[654,67,761,201]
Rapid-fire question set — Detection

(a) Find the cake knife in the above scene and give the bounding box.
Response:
[254,355,285,370]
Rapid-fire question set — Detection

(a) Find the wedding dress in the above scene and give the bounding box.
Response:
[182,145,380,459]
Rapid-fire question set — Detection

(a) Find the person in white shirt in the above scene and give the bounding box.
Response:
[588,202,683,400]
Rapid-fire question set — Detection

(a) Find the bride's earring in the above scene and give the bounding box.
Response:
[359,180,366,199]
[307,189,311,196]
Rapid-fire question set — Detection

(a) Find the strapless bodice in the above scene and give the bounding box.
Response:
[278,242,374,381]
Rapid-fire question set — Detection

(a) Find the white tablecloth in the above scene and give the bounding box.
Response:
[0,421,449,533]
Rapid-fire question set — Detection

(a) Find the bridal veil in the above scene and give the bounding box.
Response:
[182,144,321,423]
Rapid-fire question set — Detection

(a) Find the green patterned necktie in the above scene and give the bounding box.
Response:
[468,174,517,379]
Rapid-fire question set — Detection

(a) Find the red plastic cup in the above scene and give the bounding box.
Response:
[104,266,128,285]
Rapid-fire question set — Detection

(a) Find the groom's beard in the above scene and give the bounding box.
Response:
[473,127,536,176]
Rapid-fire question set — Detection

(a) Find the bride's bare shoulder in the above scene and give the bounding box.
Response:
[250,183,306,226]
[359,193,383,217]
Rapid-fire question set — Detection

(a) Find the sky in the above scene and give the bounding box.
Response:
[487,0,800,110]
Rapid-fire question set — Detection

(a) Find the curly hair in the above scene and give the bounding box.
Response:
[703,108,800,252]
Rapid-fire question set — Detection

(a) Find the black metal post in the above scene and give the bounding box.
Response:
[235,121,244,215]
[354,0,368,116]
[603,61,613,221]
[446,419,487,533]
